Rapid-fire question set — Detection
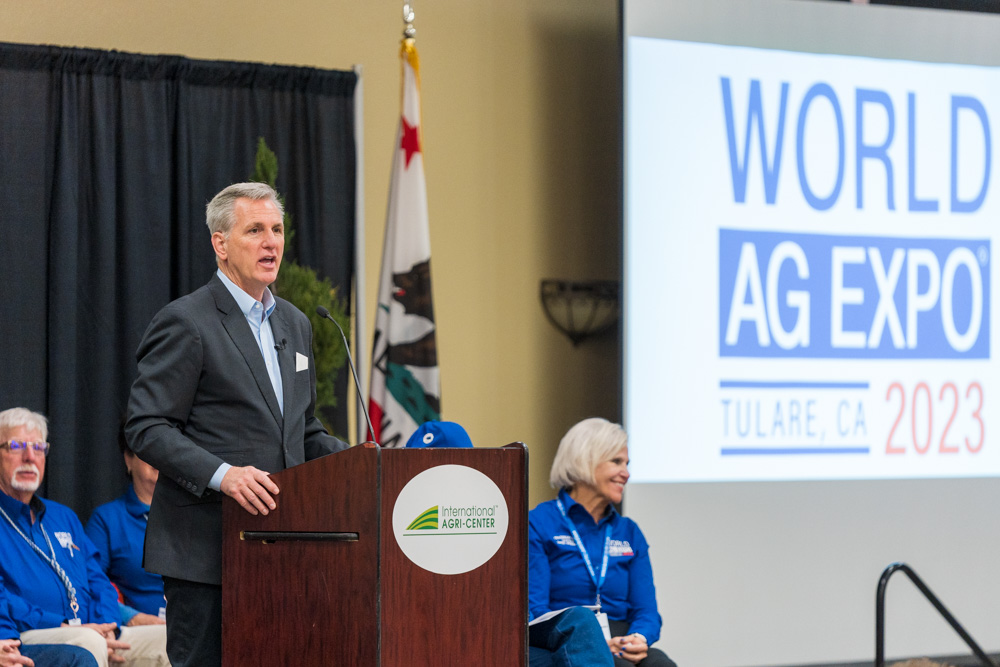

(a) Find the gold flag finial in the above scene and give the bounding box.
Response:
[403,3,416,40]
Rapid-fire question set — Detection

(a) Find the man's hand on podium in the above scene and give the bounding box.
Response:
[220,466,280,515]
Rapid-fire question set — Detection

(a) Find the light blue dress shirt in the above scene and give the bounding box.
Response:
[208,269,284,490]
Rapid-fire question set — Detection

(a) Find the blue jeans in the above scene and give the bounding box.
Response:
[529,606,614,667]
[20,644,99,667]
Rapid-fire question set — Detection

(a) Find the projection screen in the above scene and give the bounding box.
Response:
[622,1,1000,664]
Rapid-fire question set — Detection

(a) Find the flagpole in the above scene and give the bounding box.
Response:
[352,63,368,445]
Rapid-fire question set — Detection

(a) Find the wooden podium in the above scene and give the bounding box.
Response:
[221,443,528,665]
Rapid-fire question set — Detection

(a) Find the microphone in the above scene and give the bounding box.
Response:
[315,305,378,446]
[274,338,287,351]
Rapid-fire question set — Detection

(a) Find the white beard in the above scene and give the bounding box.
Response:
[10,463,40,494]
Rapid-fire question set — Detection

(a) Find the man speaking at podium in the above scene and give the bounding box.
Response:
[126,182,349,667]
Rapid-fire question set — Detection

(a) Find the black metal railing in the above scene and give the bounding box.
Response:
[876,562,995,667]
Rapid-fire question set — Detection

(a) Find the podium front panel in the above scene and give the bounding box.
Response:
[379,446,527,667]
[222,446,380,666]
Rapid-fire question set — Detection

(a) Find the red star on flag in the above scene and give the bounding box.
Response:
[400,116,421,168]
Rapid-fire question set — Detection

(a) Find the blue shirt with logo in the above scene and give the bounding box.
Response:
[0,491,119,631]
[86,485,166,617]
[528,488,662,644]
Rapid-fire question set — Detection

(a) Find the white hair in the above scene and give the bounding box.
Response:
[0,407,48,442]
[549,417,628,490]
[205,182,283,237]
[11,463,41,494]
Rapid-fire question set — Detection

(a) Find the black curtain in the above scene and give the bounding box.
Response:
[0,42,356,519]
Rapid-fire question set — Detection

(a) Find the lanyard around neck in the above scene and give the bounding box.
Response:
[556,497,612,610]
[0,504,80,620]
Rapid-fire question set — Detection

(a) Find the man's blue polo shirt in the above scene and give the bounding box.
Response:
[528,488,663,644]
[0,490,119,631]
[86,485,166,617]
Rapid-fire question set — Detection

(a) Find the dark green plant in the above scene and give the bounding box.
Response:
[250,137,351,433]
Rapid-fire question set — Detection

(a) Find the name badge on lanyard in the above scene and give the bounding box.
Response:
[555,498,613,611]
[595,611,612,641]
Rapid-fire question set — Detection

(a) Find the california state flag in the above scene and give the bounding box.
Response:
[368,37,440,448]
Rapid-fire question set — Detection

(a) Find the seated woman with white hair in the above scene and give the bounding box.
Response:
[528,418,676,667]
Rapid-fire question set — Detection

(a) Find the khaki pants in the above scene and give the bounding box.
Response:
[21,624,168,667]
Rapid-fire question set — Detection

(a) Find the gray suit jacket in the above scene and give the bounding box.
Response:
[125,274,348,585]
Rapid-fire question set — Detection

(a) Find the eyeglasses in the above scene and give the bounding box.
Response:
[0,440,50,456]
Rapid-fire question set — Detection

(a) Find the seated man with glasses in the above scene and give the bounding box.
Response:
[0,408,167,667]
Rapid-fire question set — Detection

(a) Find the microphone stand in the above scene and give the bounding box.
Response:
[315,305,378,446]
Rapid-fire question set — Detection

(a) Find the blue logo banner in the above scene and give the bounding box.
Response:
[719,229,990,358]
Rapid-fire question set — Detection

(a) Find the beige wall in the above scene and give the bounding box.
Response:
[0,0,620,506]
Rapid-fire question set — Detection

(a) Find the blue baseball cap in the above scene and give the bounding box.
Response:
[405,421,474,448]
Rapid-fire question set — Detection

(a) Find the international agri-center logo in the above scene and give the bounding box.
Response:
[405,503,500,532]
[392,465,509,575]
